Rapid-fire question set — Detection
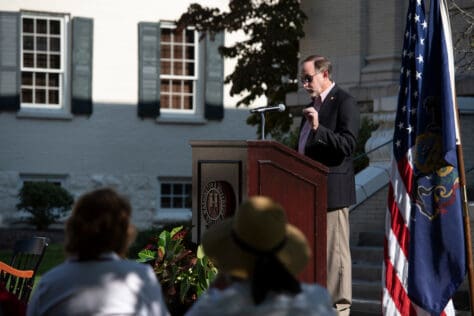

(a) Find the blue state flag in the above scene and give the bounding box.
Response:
[407,0,466,313]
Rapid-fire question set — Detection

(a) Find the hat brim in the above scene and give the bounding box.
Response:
[202,219,311,279]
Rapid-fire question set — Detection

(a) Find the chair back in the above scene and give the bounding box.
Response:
[0,236,49,303]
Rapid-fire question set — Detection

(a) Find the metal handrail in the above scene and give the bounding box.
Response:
[353,139,474,175]
[353,139,393,164]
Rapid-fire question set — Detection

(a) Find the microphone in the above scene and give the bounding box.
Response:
[249,104,286,113]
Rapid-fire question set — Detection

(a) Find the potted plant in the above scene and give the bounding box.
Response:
[137,226,217,315]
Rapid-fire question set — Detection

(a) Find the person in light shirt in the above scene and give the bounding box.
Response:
[27,187,170,316]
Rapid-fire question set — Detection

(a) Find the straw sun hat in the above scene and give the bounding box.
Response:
[201,196,311,280]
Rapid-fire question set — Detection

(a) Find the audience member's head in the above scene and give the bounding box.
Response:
[65,187,136,260]
[201,196,311,303]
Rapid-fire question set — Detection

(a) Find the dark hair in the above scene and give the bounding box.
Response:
[302,55,333,79]
[65,187,136,260]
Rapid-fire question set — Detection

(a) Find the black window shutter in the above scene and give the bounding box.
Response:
[71,17,93,115]
[204,32,224,120]
[0,12,20,111]
[138,22,160,118]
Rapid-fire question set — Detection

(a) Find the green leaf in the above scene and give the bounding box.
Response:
[170,225,184,238]
[137,249,156,263]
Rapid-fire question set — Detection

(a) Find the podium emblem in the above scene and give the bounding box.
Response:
[201,181,235,227]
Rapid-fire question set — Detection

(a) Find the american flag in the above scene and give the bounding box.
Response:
[382,0,466,315]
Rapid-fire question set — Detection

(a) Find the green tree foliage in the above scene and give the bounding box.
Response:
[16,182,74,230]
[177,0,307,139]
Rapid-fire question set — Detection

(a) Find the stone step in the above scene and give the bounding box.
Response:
[352,262,382,282]
[353,280,382,301]
[357,231,384,247]
[352,245,383,265]
[351,298,381,316]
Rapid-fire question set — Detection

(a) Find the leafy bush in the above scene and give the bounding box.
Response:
[137,226,217,315]
[16,182,74,230]
[354,117,379,173]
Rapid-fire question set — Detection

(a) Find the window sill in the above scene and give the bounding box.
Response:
[154,210,192,224]
[17,108,73,120]
[156,114,207,125]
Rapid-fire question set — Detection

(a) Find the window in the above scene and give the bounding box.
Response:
[160,23,198,113]
[21,13,68,110]
[156,178,192,223]
[160,181,192,210]
[138,21,223,120]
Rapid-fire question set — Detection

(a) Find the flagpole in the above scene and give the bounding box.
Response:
[454,105,474,315]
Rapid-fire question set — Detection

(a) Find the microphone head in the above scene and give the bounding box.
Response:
[277,104,286,112]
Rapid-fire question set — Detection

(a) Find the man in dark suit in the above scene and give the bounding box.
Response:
[297,55,360,316]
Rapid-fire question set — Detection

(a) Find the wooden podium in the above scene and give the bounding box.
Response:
[190,140,329,285]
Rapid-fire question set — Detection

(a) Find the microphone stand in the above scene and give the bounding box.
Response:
[260,112,265,140]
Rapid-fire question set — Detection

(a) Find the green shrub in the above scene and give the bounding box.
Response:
[354,117,379,173]
[16,182,74,230]
[137,226,217,315]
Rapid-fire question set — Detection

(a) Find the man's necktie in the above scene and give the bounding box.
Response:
[298,96,322,154]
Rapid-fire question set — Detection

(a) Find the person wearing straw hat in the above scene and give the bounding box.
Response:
[185,196,334,316]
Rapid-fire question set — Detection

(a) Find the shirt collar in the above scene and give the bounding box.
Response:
[320,82,335,103]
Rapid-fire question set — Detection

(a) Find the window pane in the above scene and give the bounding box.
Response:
[173,46,183,59]
[161,44,171,59]
[185,196,192,208]
[35,89,46,103]
[174,30,183,43]
[36,54,47,68]
[23,18,34,33]
[22,89,33,102]
[161,60,171,74]
[48,90,59,104]
[185,184,191,194]
[50,55,60,69]
[50,38,60,52]
[171,81,181,92]
[160,94,170,109]
[185,62,194,76]
[36,73,46,86]
[183,96,192,110]
[161,183,171,195]
[172,95,180,109]
[49,73,59,87]
[36,19,47,34]
[173,184,183,194]
[183,81,192,93]
[185,46,194,59]
[161,197,171,208]
[50,20,60,35]
[172,197,183,208]
[185,30,194,42]
[37,36,47,51]
[24,53,34,67]
[161,80,170,92]
[23,36,34,50]
[22,72,33,85]
[174,61,183,75]
[161,28,172,42]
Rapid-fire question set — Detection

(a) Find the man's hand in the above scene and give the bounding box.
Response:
[302,107,319,130]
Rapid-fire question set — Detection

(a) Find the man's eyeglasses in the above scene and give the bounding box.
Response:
[300,72,319,84]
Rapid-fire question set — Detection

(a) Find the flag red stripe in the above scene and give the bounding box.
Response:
[387,184,410,259]
[397,155,414,195]
[384,237,416,315]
